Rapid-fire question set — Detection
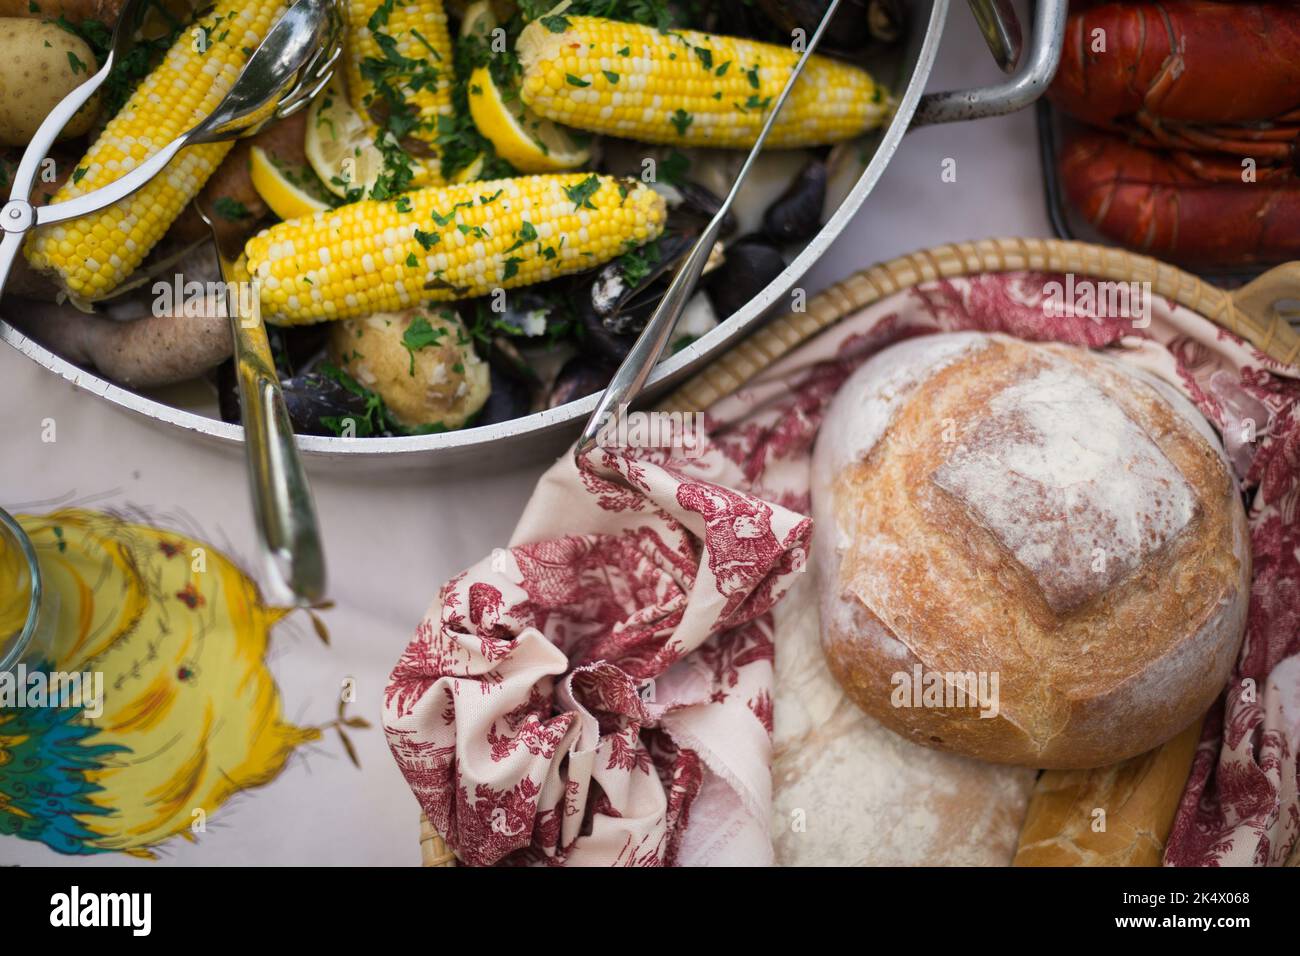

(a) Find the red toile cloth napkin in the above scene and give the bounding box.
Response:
[384,270,1300,866]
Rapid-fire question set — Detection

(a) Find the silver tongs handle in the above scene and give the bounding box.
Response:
[201,214,327,606]
[0,55,114,293]
[0,0,151,295]
[575,0,845,463]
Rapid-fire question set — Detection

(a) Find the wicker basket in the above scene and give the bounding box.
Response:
[417,237,1300,866]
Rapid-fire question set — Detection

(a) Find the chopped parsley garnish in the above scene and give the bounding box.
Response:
[443,19,518,181]
[395,196,412,213]
[603,70,619,83]
[660,150,690,186]
[565,73,591,87]
[670,108,693,136]
[540,14,571,33]
[401,316,447,375]
[318,364,385,437]
[413,228,440,249]
[212,197,249,220]
[410,27,442,59]
[505,220,538,253]
[356,0,451,198]
[431,200,473,226]
[54,12,183,118]
[368,0,395,32]
[502,257,522,280]
[563,174,601,210]
[692,47,712,71]
[746,65,761,89]
[615,239,661,288]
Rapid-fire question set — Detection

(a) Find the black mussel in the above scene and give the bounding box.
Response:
[476,364,534,426]
[579,306,639,364]
[756,0,900,51]
[867,0,905,43]
[267,323,329,378]
[220,357,379,437]
[576,232,694,337]
[280,369,380,437]
[216,359,240,425]
[548,357,615,409]
[665,181,737,237]
[763,158,828,244]
[467,287,572,340]
[706,0,782,41]
[706,238,787,319]
[483,335,540,385]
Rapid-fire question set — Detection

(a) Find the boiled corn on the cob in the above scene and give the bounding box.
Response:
[345,0,455,191]
[516,15,889,149]
[242,173,666,325]
[24,0,288,300]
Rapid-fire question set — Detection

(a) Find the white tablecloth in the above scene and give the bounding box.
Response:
[0,4,1054,866]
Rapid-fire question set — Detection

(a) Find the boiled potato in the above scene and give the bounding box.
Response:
[0,0,127,20]
[0,19,100,146]
[328,308,490,430]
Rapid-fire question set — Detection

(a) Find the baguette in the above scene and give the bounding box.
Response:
[1013,716,1204,866]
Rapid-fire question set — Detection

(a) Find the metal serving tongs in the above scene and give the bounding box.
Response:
[0,0,154,292]
[0,0,343,605]
[574,0,847,464]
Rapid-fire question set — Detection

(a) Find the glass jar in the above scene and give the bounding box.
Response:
[0,507,56,672]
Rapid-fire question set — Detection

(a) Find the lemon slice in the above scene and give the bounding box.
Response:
[459,1,497,42]
[452,153,486,183]
[306,76,484,194]
[305,77,385,199]
[467,65,590,173]
[249,146,333,220]
[463,2,589,174]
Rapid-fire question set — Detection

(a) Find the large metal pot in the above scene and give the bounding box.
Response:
[0,0,1067,476]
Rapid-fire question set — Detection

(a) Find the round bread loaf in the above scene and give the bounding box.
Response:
[811,332,1250,769]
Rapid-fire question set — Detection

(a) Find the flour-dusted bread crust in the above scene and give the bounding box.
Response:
[812,333,1250,769]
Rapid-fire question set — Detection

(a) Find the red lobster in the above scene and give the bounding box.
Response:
[1061,131,1300,266]
[1053,1,1300,267]
[1051,1,1300,181]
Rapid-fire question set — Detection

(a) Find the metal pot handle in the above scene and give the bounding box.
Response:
[912,0,1068,126]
